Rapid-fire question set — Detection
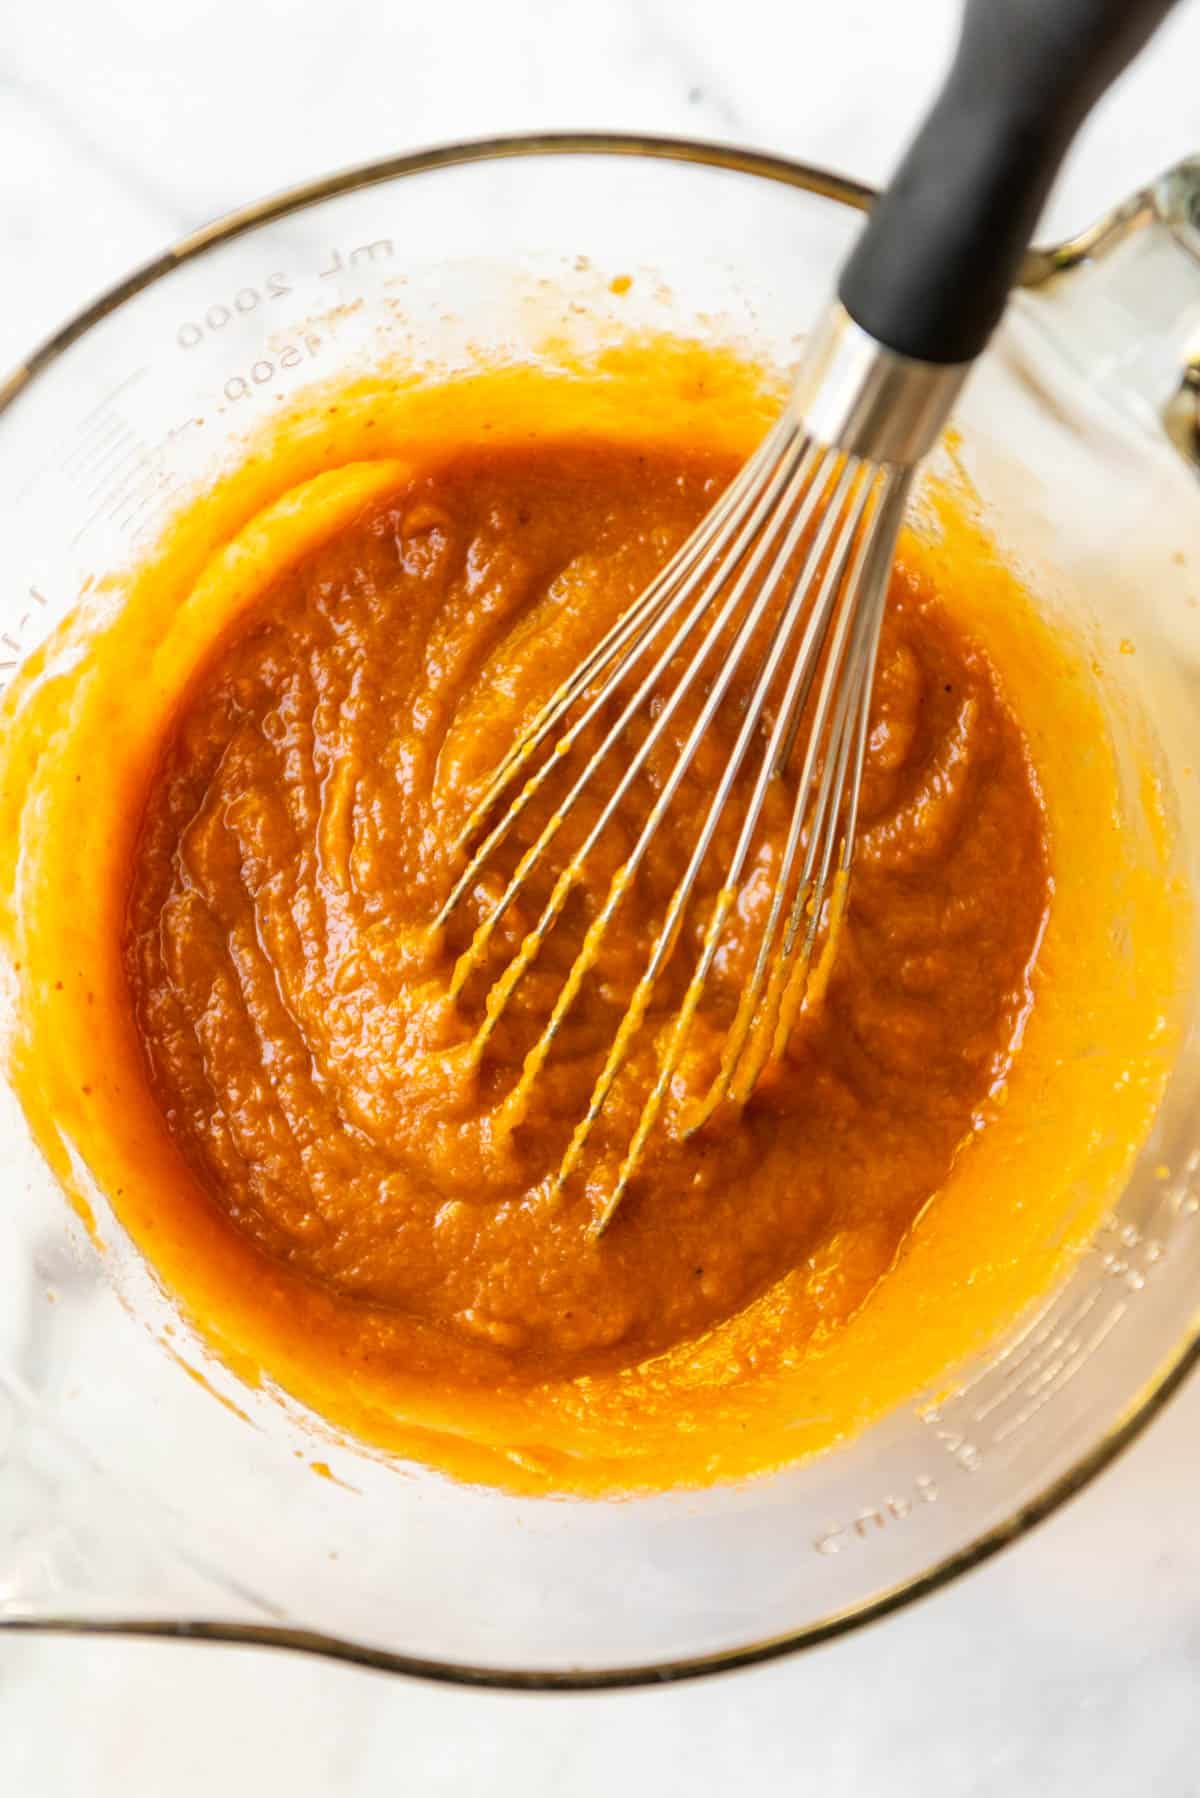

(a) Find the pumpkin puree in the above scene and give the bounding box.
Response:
[0,342,1183,1494]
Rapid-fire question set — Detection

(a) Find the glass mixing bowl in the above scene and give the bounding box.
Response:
[2,137,1200,1689]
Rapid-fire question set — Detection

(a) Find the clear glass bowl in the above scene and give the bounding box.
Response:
[2,136,1200,1689]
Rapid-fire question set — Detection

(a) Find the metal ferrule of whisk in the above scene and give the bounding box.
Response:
[791,306,967,467]
[435,0,1179,1233]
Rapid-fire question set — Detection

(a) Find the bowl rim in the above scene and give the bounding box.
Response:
[2,128,1196,1693]
[0,130,874,411]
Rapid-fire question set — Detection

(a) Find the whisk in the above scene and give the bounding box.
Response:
[438,0,1177,1232]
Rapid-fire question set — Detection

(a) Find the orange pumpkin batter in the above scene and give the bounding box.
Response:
[124,440,1047,1377]
[0,343,1183,1494]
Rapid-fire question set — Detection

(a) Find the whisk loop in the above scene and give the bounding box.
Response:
[435,387,917,1230]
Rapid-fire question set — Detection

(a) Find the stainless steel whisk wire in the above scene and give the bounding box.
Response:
[436,355,922,1232]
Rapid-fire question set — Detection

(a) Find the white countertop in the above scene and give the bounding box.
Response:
[4,0,1200,1791]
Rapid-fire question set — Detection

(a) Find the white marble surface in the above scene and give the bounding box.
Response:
[4,0,1200,1791]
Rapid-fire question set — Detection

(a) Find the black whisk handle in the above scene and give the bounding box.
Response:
[837,0,1182,366]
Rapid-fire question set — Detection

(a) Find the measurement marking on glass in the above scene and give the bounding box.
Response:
[813,1476,939,1555]
[16,370,150,503]
[93,458,158,521]
[1176,1148,1200,1214]
[171,243,397,351]
[218,335,324,405]
[112,474,180,536]
[945,1197,1179,1419]
[969,1291,1102,1424]
[112,478,167,527]
[947,1282,1072,1405]
[60,415,134,481]
[71,425,144,491]
[83,442,153,507]
[71,451,159,545]
[993,1302,1127,1443]
[74,367,147,430]
[318,241,395,279]
[53,368,149,470]
[919,1410,984,1473]
[175,273,294,348]
[948,1200,1178,1436]
[992,1329,1091,1417]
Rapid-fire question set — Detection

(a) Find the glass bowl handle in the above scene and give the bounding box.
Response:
[1018,154,1200,475]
